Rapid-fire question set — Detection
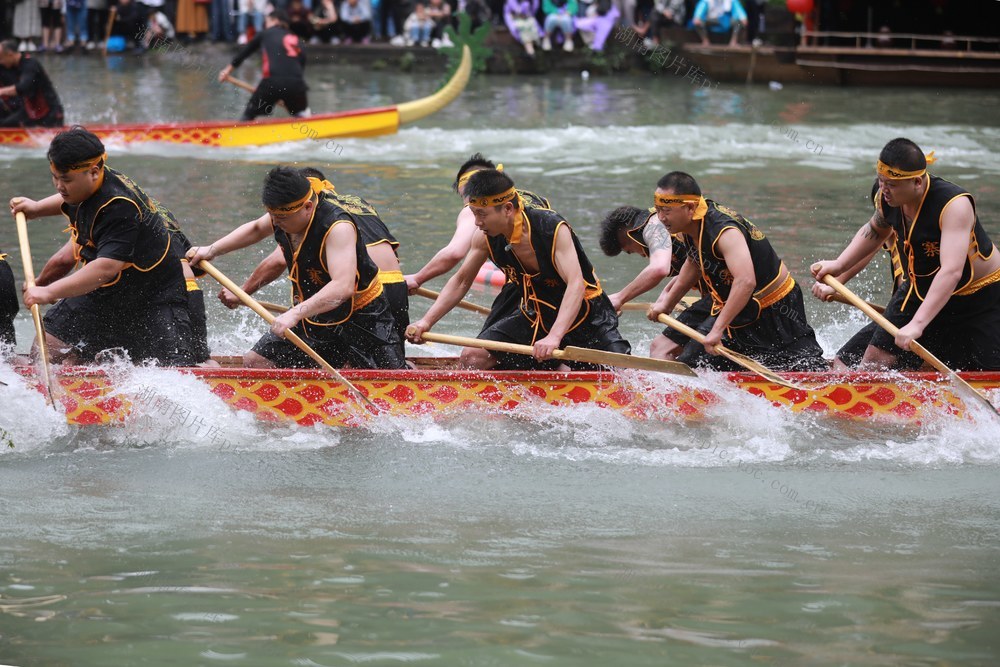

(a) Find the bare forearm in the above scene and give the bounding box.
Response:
[909,267,962,330]
[710,278,755,334]
[617,265,670,304]
[47,259,126,300]
[412,247,464,286]
[421,271,476,327]
[549,279,586,340]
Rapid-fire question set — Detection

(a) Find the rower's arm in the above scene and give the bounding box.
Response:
[405,208,477,290]
[407,232,488,338]
[24,257,127,307]
[543,223,586,347]
[895,196,975,349]
[35,240,76,287]
[811,243,881,301]
[9,194,65,220]
[649,257,699,318]
[812,211,891,281]
[611,223,672,309]
[705,228,755,347]
[187,217,273,264]
[243,246,287,294]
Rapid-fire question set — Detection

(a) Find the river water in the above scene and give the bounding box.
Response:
[1,47,999,666]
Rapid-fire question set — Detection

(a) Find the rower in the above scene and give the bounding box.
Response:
[0,39,65,128]
[217,167,410,342]
[0,248,16,352]
[406,169,630,370]
[9,127,197,366]
[598,204,713,361]
[217,10,309,121]
[188,166,405,370]
[812,137,1000,371]
[403,154,552,334]
[647,171,827,371]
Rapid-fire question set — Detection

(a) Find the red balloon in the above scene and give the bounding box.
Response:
[786,0,814,12]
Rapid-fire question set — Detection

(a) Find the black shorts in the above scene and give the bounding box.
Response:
[381,280,410,344]
[186,286,211,363]
[251,295,406,369]
[241,77,309,121]
[835,321,879,368]
[0,258,17,347]
[44,293,195,366]
[677,285,828,372]
[867,280,1000,371]
[662,294,713,346]
[479,294,631,371]
[479,282,522,334]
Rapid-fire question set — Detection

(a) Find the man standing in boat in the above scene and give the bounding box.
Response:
[9,127,197,365]
[0,39,65,128]
[812,138,1000,370]
[647,171,826,371]
[187,167,406,370]
[404,154,551,334]
[599,204,714,361]
[406,169,630,370]
[217,167,411,343]
[217,10,309,121]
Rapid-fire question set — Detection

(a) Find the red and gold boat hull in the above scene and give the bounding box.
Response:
[16,364,1000,427]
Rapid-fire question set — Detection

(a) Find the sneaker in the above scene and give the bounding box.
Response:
[563,36,573,52]
[330,37,341,44]
[309,36,320,44]
[389,34,406,46]
[440,34,453,47]
[430,38,441,48]
[86,41,96,50]
[541,35,551,51]
[18,41,27,52]
[420,40,430,47]
[237,33,248,45]
[643,37,655,49]
[27,41,37,52]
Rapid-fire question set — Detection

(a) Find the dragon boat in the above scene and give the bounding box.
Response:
[0,47,471,149]
[12,358,1000,427]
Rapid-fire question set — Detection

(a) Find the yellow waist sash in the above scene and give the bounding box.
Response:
[955,265,1000,296]
[377,269,404,285]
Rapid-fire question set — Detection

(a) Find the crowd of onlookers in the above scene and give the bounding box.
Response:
[1,0,766,56]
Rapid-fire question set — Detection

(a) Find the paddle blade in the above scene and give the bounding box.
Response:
[560,347,698,377]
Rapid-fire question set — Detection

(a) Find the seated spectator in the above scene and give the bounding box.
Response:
[143,8,176,47]
[110,0,147,49]
[425,0,451,42]
[339,0,373,43]
[505,0,541,55]
[541,0,577,52]
[287,0,315,40]
[643,0,684,47]
[574,0,618,52]
[463,0,493,29]
[692,0,747,46]
[311,0,340,42]
[404,2,434,45]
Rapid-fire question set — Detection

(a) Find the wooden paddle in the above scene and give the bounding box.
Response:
[14,212,55,406]
[822,274,999,416]
[828,292,886,314]
[199,260,379,414]
[620,295,700,313]
[224,75,288,111]
[414,287,492,315]
[417,331,698,377]
[258,300,289,314]
[101,6,116,56]
[656,313,807,391]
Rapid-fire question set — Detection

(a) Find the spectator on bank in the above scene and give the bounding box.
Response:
[462,0,492,29]
[574,0,617,51]
[403,3,434,46]
[63,0,89,50]
[425,0,451,42]
[110,0,146,48]
[339,0,373,43]
[311,0,340,42]
[85,0,108,50]
[209,0,236,42]
[174,0,209,41]
[13,0,42,53]
[237,0,268,44]
[639,0,683,47]
[39,0,64,53]
[143,7,175,46]
[692,0,747,46]
[287,0,315,39]
[541,0,577,52]
[380,0,407,43]
[505,0,541,56]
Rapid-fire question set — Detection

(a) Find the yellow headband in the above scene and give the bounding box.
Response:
[457,163,504,191]
[267,189,315,215]
[50,152,107,173]
[654,193,709,220]
[307,176,335,193]
[876,151,936,180]
[467,186,517,209]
